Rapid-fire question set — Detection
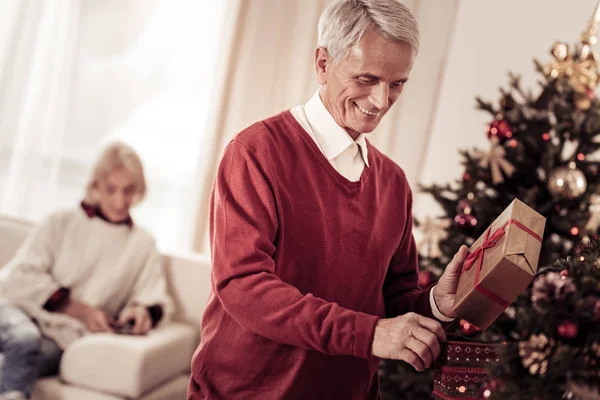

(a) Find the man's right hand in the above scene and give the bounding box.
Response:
[371,312,446,372]
[58,298,114,333]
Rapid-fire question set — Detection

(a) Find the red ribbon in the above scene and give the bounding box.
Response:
[460,218,542,308]
[462,227,506,272]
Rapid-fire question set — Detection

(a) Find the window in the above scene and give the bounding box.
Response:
[0,0,229,253]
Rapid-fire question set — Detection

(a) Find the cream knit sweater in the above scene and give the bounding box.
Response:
[0,207,173,348]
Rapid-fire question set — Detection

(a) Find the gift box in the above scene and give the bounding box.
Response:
[432,340,503,400]
[452,199,546,330]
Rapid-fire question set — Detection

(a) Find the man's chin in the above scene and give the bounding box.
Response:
[352,122,379,134]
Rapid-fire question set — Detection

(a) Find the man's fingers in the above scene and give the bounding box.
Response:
[446,245,469,274]
[417,316,446,343]
[454,245,469,264]
[398,349,425,372]
[412,326,441,361]
[406,336,433,368]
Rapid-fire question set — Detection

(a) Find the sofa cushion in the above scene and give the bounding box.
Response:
[33,377,123,400]
[60,322,197,398]
[33,374,191,400]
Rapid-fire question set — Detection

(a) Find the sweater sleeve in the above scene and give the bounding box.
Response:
[125,241,174,325]
[382,185,435,320]
[209,139,379,359]
[0,214,62,306]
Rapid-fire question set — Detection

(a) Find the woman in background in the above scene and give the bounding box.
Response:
[0,142,173,400]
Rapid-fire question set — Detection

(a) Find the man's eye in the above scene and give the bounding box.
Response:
[358,77,375,85]
[391,81,405,88]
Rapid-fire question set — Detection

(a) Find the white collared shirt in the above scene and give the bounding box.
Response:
[290,91,454,322]
[290,91,369,182]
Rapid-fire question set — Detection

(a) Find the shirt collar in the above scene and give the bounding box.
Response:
[304,91,369,167]
[81,201,133,227]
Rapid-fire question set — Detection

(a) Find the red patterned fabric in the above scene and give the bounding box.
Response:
[432,340,502,400]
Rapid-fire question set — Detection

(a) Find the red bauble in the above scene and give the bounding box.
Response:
[560,269,569,279]
[454,213,477,229]
[463,172,471,182]
[486,120,513,141]
[418,270,433,288]
[557,320,578,339]
[459,319,480,335]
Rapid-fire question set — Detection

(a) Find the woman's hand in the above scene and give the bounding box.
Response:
[116,305,152,335]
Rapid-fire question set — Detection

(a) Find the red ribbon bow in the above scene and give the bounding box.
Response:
[462,227,506,273]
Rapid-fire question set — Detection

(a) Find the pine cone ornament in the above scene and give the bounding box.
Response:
[518,334,555,376]
[531,272,576,313]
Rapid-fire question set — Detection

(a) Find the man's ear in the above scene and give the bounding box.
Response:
[315,47,329,85]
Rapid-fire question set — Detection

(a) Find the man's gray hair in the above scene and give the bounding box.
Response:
[318,0,419,63]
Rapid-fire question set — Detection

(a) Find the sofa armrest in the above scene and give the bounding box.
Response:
[60,322,197,398]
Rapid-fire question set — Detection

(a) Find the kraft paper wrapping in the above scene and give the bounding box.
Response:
[452,199,546,330]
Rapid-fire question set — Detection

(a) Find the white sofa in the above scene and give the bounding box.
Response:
[0,214,212,400]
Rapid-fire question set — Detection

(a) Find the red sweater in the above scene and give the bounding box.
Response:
[188,111,433,400]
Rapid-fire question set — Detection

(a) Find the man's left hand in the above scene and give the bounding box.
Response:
[433,245,469,318]
[116,305,152,335]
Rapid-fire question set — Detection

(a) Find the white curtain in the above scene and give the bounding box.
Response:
[0,0,80,218]
[0,0,230,253]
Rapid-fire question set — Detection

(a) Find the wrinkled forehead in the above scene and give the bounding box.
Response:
[341,35,415,80]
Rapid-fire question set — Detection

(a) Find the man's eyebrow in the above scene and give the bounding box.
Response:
[356,73,409,83]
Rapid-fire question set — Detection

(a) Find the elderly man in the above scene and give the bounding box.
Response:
[188,0,468,399]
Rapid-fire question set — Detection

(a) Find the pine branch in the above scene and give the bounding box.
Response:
[475,97,496,115]
[508,72,535,103]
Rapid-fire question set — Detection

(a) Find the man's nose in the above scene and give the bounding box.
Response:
[369,83,389,110]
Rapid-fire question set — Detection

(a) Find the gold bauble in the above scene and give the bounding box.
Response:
[551,41,569,61]
[547,164,588,199]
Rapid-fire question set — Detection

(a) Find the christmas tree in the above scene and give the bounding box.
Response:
[485,240,600,399]
[380,5,600,400]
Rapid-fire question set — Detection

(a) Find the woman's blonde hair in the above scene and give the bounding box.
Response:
[84,141,147,205]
